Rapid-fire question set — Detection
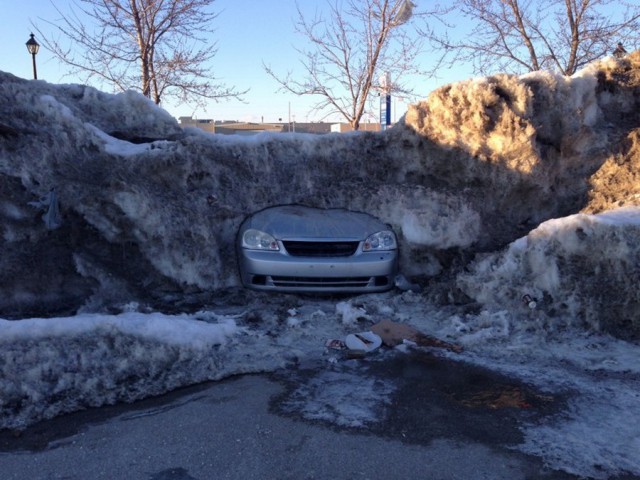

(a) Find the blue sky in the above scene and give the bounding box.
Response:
[0,0,473,123]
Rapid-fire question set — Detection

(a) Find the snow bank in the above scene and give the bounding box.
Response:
[0,312,239,430]
[458,207,640,338]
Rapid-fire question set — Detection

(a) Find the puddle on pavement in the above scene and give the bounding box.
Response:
[0,380,220,453]
[397,350,556,411]
[270,349,567,448]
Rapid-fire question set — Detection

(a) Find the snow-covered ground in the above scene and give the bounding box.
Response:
[2,288,640,479]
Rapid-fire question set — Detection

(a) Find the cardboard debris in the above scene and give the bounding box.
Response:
[458,386,532,409]
[453,386,554,410]
[371,319,463,353]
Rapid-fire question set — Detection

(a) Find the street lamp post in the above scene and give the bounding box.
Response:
[25,33,40,80]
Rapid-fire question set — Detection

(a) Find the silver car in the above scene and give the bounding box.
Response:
[237,205,398,293]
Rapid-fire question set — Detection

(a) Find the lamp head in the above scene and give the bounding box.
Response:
[26,33,40,55]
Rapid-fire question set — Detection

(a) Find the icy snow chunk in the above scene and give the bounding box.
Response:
[594,206,640,226]
[0,312,238,348]
[86,123,153,156]
[39,94,75,119]
[336,301,369,326]
[0,201,28,221]
[279,368,396,428]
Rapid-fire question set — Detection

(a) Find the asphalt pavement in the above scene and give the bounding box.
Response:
[0,351,587,480]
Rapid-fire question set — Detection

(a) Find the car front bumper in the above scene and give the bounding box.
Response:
[239,249,398,293]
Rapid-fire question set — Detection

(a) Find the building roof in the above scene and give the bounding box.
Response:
[177,116,381,135]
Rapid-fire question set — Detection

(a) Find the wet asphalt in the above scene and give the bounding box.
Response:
[271,350,563,447]
[0,350,635,480]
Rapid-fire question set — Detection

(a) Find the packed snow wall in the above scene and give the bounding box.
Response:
[1,52,639,336]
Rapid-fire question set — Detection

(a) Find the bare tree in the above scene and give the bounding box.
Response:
[265,0,441,130]
[37,0,243,106]
[426,0,640,77]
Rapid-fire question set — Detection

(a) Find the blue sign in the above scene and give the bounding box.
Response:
[380,95,391,130]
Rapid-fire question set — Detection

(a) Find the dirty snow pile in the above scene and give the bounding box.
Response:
[0,311,240,429]
[1,50,640,480]
[2,51,640,327]
[459,207,640,337]
[0,297,364,431]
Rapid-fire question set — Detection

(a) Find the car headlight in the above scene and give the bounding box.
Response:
[363,230,397,251]
[242,229,279,250]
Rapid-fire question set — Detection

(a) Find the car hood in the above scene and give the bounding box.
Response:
[243,205,389,240]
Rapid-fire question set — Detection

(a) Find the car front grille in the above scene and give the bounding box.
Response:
[282,241,359,257]
[270,276,373,288]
